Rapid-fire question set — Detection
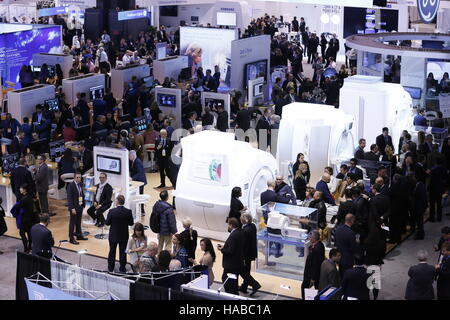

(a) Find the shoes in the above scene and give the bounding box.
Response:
[157,184,166,188]
[97,223,105,228]
[239,287,248,294]
[0,250,3,255]
[70,239,79,245]
[49,212,56,217]
[250,283,262,296]
[118,268,127,273]
[76,236,88,240]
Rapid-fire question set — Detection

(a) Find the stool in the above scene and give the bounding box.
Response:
[143,143,156,172]
[60,173,75,185]
[130,194,151,223]
[94,208,111,240]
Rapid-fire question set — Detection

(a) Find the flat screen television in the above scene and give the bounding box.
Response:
[142,76,154,88]
[90,85,105,100]
[403,86,422,100]
[157,93,176,108]
[244,60,268,88]
[217,12,237,27]
[160,5,178,17]
[1,153,19,176]
[253,83,264,97]
[343,7,399,38]
[134,116,148,131]
[45,98,60,112]
[47,65,56,78]
[204,98,225,110]
[96,155,121,175]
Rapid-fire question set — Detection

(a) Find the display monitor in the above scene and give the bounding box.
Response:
[244,60,268,88]
[343,7,399,38]
[45,98,59,112]
[134,116,148,131]
[253,83,264,97]
[47,65,56,78]
[204,98,225,110]
[96,155,121,175]
[1,153,19,176]
[32,66,41,73]
[90,85,105,100]
[49,139,65,159]
[75,124,91,141]
[217,12,237,27]
[403,86,422,99]
[157,93,176,107]
[142,76,154,88]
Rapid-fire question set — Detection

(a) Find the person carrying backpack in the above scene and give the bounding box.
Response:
[151,190,177,251]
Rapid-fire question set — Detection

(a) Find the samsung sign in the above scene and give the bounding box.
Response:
[118,9,149,21]
[417,0,440,24]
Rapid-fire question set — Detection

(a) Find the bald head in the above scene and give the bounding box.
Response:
[147,242,158,256]
[267,179,275,189]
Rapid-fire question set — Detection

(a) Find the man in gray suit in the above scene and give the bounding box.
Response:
[34,154,54,216]
[405,250,435,300]
[319,248,341,291]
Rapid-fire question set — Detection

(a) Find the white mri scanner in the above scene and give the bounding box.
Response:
[174,130,278,241]
[276,103,357,185]
[339,75,414,152]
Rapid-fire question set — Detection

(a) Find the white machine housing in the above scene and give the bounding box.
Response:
[248,77,264,107]
[174,130,278,241]
[62,73,105,106]
[7,84,55,121]
[32,53,73,79]
[339,75,414,153]
[277,103,356,186]
[111,64,150,100]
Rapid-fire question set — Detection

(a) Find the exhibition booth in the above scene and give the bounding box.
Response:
[154,86,182,129]
[111,63,151,101]
[0,23,62,90]
[62,73,106,106]
[32,53,73,79]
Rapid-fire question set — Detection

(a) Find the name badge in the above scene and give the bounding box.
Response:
[78,196,83,205]
[7,128,12,133]
[162,149,166,157]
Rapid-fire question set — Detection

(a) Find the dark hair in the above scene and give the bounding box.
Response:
[39,213,50,223]
[329,248,340,258]
[174,233,184,247]
[351,186,361,197]
[160,190,169,201]
[347,172,356,182]
[354,253,365,265]
[20,184,29,193]
[296,153,304,161]
[116,195,125,205]
[227,217,240,229]
[359,138,366,144]
[231,187,241,199]
[350,158,357,164]
[200,238,216,262]
[382,127,388,132]
[324,166,333,175]
[340,164,348,171]
[344,188,353,199]
[441,226,450,234]
[62,148,73,161]
[38,154,47,161]
[370,144,377,151]
[372,183,382,193]
[132,222,146,239]
[158,250,172,270]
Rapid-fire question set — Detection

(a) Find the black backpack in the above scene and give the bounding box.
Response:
[149,206,161,233]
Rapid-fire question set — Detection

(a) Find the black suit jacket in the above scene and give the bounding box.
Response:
[429,165,447,194]
[105,206,134,242]
[221,228,245,271]
[370,194,390,222]
[335,224,358,267]
[235,109,251,131]
[94,183,113,208]
[216,111,229,131]
[354,147,365,160]
[31,223,54,256]
[242,223,257,261]
[405,263,436,300]
[155,137,173,162]
[80,149,93,173]
[376,134,393,154]
[437,256,450,299]
[67,181,85,213]
[11,166,36,197]
[304,241,325,283]
[364,151,379,162]
[260,189,290,205]
[348,166,363,181]
[342,266,370,300]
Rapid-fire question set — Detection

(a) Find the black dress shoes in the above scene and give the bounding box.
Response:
[97,223,105,228]
[250,283,262,296]
[70,239,79,245]
[239,287,248,294]
[49,213,56,217]
[76,236,88,240]
[157,184,166,188]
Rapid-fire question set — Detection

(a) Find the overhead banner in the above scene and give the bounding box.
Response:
[254,0,373,8]
[180,27,236,89]
[25,279,91,300]
[118,9,150,21]
[417,0,440,23]
[38,6,69,17]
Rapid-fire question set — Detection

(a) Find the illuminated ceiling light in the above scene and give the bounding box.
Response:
[321,13,330,24]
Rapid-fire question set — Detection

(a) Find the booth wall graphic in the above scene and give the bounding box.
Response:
[230,35,271,94]
[0,24,62,88]
[180,27,237,89]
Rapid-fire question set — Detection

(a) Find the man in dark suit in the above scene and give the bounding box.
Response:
[235,105,252,132]
[369,184,390,223]
[348,158,363,181]
[157,25,169,43]
[11,158,35,200]
[239,213,261,296]
[217,217,244,295]
[31,213,54,258]
[34,154,52,216]
[67,172,87,244]
[341,254,370,300]
[182,112,197,134]
[284,87,300,104]
[255,108,272,149]
[78,142,93,174]
[436,242,450,300]
[301,230,325,299]
[155,129,173,188]
[105,195,134,272]
[405,250,436,300]
[335,214,359,278]
[260,179,290,206]
[216,105,229,132]
[351,187,369,244]
[291,16,299,32]
[411,174,427,240]
[364,144,380,162]
[354,138,366,160]
[328,33,339,62]
[87,172,113,227]
[202,69,218,92]
[315,173,335,205]
[429,157,447,222]
[375,127,394,156]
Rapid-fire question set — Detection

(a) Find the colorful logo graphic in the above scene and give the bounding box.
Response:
[417,0,440,24]
[208,159,222,181]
